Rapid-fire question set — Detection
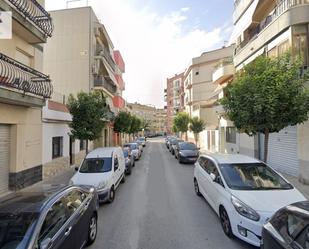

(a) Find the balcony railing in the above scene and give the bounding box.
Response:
[0,53,52,98]
[94,76,117,94]
[6,0,53,37]
[96,44,116,72]
[235,0,309,54]
[214,57,234,70]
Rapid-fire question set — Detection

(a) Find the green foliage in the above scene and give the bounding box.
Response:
[189,117,205,135]
[220,54,309,136]
[173,112,190,133]
[141,119,151,131]
[128,115,142,135]
[67,91,110,141]
[172,123,178,133]
[114,111,132,134]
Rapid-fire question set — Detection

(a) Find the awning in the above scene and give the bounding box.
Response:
[102,60,117,86]
[229,0,259,44]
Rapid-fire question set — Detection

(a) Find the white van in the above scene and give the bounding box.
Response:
[70,147,126,203]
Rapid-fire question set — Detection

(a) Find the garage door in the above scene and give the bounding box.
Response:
[0,125,10,194]
[268,126,298,176]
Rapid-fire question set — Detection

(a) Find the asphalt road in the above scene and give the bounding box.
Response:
[90,138,256,249]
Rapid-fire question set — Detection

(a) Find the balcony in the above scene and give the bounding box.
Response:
[1,0,53,43]
[234,0,309,66]
[93,76,117,95]
[115,74,125,91]
[96,44,116,72]
[212,58,235,84]
[0,53,52,104]
[113,50,125,73]
[233,0,254,23]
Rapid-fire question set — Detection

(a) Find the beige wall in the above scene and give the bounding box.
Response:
[0,103,42,173]
[44,8,92,99]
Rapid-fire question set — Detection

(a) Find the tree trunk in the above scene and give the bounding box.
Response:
[264,129,269,163]
[194,133,198,146]
[86,140,89,155]
[185,132,188,141]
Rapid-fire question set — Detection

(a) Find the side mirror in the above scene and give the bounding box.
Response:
[40,238,52,249]
[74,166,79,171]
[210,173,216,181]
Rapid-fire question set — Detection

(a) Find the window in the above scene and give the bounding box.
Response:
[226,127,236,144]
[63,190,85,215]
[80,140,86,150]
[38,200,68,243]
[204,159,217,175]
[52,137,63,159]
[79,158,113,173]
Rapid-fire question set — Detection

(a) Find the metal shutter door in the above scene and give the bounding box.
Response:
[0,125,10,194]
[268,126,298,176]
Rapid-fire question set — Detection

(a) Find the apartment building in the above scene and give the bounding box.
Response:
[154,108,168,134]
[229,0,309,181]
[184,46,234,150]
[43,7,125,177]
[127,102,157,134]
[164,73,185,134]
[0,0,53,193]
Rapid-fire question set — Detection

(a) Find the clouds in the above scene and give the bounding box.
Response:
[46,0,232,107]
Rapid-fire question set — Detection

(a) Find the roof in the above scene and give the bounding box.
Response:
[0,184,69,214]
[86,147,120,158]
[201,153,260,164]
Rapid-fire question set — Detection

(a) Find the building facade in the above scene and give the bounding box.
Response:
[43,7,125,176]
[154,108,168,134]
[184,46,234,150]
[0,0,53,193]
[227,0,309,181]
[165,73,185,134]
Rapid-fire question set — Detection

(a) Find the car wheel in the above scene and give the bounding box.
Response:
[121,173,126,183]
[220,207,234,238]
[194,178,201,196]
[86,214,97,246]
[107,186,115,203]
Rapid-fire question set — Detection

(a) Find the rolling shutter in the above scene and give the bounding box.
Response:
[268,126,298,176]
[0,125,10,194]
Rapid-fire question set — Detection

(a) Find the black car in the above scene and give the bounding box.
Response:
[174,142,199,163]
[123,148,134,175]
[166,136,175,149]
[169,138,184,155]
[262,201,309,249]
[0,185,98,249]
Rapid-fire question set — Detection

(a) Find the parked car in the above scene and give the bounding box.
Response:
[137,137,146,147]
[261,201,309,249]
[70,147,126,203]
[169,138,184,155]
[174,142,199,163]
[135,140,144,153]
[123,148,134,175]
[193,153,306,247]
[123,143,141,160]
[0,185,98,249]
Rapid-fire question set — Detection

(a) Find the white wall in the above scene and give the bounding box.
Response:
[42,122,71,164]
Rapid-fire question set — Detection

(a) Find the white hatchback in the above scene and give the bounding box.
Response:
[70,147,126,203]
[193,153,306,247]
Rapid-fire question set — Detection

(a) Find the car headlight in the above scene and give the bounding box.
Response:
[97,181,107,191]
[231,196,260,221]
[179,151,184,156]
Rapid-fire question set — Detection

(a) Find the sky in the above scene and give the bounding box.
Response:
[45,0,234,108]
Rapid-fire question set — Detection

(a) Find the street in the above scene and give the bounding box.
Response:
[90,138,256,249]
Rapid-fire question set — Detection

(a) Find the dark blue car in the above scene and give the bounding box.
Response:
[0,185,99,249]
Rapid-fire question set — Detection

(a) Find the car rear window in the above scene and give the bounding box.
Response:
[79,158,112,173]
[0,212,38,249]
[180,143,197,150]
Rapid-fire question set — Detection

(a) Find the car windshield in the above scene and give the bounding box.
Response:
[138,137,145,141]
[180,143,197,150]
[219,163,293,190]
[79,158,112,173]
[0,212,38,249]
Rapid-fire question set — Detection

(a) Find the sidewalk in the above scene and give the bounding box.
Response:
[25,167,76,192]
[283,174,309,200]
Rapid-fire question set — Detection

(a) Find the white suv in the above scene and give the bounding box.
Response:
[70,147,126,203]
[193,153,306,247]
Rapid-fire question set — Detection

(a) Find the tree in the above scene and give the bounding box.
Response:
[189,117,205,145]
[114,111,132,134]
[141,119,151,132]
[128,115,142,139]
[220,53,309,162]
[67,91,110,154]
[173,112,190,140]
